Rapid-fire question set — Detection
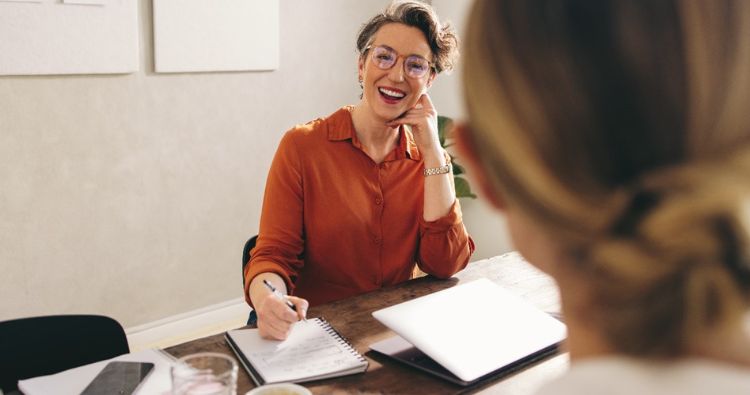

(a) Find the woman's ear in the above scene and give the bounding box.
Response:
[454,123,507,211]
[426,70,436,89]
[358,56,365,80]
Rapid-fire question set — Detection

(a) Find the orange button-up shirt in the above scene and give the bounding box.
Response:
[244,107,475,307]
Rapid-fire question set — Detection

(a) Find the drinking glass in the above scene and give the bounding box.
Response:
[171,352,238,395]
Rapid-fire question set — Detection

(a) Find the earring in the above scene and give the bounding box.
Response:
[358,77,363,99]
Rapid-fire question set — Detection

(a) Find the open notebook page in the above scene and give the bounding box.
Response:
[226,318,367,385]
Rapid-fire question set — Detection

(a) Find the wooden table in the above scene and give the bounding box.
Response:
[167,253,570,394]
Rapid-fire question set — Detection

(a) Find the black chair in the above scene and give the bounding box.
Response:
[242,235,258,287]
[0,314,129,393]
[242,235,259,325]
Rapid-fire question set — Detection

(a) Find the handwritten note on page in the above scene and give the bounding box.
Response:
[225,318,367,385]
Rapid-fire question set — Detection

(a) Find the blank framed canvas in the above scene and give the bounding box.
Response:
[153,0,280,73]
[0,0,139,75]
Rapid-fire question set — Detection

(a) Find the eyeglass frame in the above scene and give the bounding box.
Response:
[363,44,436,79]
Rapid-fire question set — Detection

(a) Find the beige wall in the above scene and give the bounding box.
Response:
[430,0,512,260]
[0,0,509,328]
[0,0,389,327]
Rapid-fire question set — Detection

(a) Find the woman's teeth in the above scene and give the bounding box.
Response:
[378,87,405,99]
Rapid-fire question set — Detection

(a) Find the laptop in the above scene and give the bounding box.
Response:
[370,278,567,386]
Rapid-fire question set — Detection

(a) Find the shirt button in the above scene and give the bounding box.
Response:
[375,197,382,205]
[373,237,382,244]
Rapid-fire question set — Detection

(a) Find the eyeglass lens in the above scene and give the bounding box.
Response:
[371,46,430,78]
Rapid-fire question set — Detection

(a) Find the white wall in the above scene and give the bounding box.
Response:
[0,0,509,329]
[430,0,512,260]
[0,0,390,327]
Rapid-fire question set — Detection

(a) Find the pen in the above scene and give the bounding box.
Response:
[262,279,307,322]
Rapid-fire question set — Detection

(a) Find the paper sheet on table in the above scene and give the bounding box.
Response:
[17,348,174,395]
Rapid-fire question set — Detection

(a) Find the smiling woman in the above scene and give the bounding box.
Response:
[357,23,434,133]
[243,0,475,341]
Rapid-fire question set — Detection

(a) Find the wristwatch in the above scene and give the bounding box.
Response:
[423,163,452,177]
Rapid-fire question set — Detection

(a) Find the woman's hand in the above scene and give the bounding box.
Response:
[387,92,456,221]
[256,292,309,340]
[386,93,443,161]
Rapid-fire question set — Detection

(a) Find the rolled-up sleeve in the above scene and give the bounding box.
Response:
[244,131,305,307]
[417,199,475,278]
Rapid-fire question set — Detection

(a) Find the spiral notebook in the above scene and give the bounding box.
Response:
[225,317,368,385]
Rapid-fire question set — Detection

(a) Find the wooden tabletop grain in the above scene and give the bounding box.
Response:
[166,252,570,394]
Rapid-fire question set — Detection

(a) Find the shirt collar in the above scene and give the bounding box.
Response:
[327,106,421,161]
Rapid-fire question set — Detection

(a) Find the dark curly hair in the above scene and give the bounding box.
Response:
[356,0,459,74]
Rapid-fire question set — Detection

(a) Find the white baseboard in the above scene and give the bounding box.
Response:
[126,298,252,352]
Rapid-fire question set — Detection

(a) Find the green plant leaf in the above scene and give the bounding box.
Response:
[438,114,475,199]
[437,115,453,147]
[454,177,477,199]
[452,162,465,176]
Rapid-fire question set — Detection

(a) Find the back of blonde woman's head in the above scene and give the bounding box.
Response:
[463,0,750,357]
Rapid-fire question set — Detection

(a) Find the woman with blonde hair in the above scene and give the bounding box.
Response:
[458,0,750,392]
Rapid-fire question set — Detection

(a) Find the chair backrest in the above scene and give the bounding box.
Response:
[242,235,258,287]
[0,314,129,392]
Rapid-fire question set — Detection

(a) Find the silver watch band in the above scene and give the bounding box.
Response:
[423,163,452,177]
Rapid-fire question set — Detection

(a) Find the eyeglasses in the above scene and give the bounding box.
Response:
[366,45,434,79]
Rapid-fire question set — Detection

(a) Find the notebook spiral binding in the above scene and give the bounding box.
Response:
[318,317,368,363]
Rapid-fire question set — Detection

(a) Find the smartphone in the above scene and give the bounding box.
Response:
[80,361,155,395]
